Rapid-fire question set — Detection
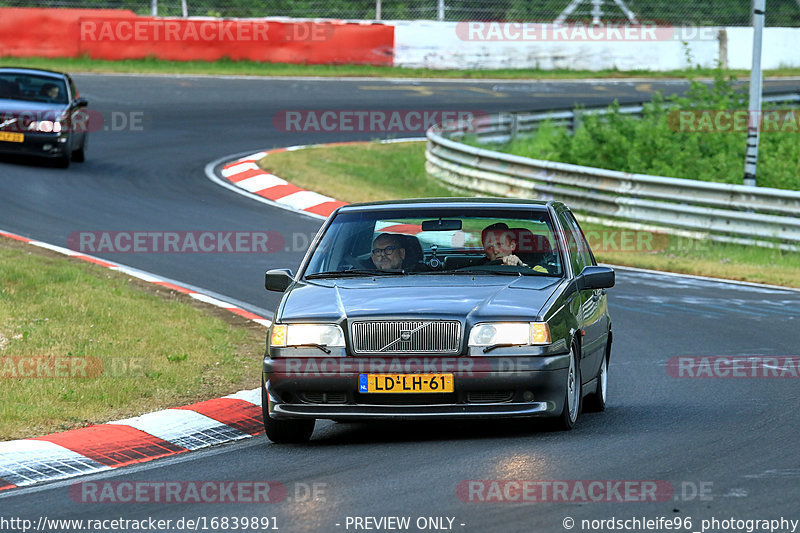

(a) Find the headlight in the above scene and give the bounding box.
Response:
[270,324,345,349]
[27,120,62,133]
[468,322,551,348]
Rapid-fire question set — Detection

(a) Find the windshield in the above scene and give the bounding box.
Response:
[0,74,68,104]
[303,207,564,278]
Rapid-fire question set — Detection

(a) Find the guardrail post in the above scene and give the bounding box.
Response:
[509,113,519,142]
[571,110,582,134]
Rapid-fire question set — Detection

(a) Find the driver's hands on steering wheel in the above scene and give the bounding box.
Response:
[489,254,549,273]
[500,254,523,266]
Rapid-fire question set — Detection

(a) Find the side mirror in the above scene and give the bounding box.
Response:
[265,269,294,292]
[578,265,615,290]
[74,97,88,108]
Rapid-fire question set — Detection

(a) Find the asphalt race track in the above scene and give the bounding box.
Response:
[1,75,799,533]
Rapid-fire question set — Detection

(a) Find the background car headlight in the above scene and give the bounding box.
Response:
[270,324,345,348]
[27,120,62,133]
[468,322,551,347]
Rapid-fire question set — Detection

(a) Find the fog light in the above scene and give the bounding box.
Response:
[522,391,535,402]
[42,144,52,151]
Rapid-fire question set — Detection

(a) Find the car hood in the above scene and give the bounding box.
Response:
[279,275,563,323]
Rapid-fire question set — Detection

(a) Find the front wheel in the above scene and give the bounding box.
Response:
[584,353,607,413]
[72,134,87,162]
[53,152,70,168]
[553,343,582,431]
[261,378,314,443]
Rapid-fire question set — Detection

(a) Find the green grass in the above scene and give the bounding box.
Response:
[0,238,263,440]
[258,140,800,288]
[4,55,800,79]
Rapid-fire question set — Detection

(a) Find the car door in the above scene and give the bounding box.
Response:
[563,210,608,379]
[557,209,602,382]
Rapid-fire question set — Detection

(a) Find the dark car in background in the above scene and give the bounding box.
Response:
[0,67,88,168]
[262,198,615,442]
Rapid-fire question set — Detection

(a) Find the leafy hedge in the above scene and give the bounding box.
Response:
[480,72,800,191]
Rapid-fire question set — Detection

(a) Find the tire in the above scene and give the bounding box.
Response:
[553,342,582,431]
[261,377,314,443]
[72,135,87,162]
[584,353,607,413]
[53,152,70,168]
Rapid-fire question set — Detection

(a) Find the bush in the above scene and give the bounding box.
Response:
[483,70,800,191]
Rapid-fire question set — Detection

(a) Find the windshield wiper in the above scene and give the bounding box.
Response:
[293,343,331,354]
[305,269,403,279]
[483,343,528,353]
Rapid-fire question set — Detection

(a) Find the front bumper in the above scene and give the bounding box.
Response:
[0,132,69,158]
[263,353,570,421]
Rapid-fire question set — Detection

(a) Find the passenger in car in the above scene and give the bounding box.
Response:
[370,233,406,271]
[480,223,522,265]
[480,223,548,273]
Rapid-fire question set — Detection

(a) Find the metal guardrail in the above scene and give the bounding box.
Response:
[426,92,800,250]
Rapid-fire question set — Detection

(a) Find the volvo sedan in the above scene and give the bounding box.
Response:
[263,198,614,442]
[0,67,88,167]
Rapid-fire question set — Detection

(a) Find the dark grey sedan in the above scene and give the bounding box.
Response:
[0,67,88,168]
[263,198,614,442]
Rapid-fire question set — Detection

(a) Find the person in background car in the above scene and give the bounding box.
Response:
[39,83,60,101]
[371,233,406,271]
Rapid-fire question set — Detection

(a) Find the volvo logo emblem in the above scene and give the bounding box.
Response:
[377,322,431,352]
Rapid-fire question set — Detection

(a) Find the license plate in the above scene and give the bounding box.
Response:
[0,132,23,143]
[359,373,454,393]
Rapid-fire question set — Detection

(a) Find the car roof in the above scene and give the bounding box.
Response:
[0,67,68,80]
[339,197,561,213]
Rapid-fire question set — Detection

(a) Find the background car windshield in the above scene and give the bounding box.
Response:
[303,207,563,276]
[0,74,68,104]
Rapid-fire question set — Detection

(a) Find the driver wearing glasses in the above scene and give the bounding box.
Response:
[370,233,406,271]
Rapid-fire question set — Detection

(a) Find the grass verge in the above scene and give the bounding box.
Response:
[258,140,800,288]
[258,141,468,201]
[0,237,264,441]
[4,56,800,80]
